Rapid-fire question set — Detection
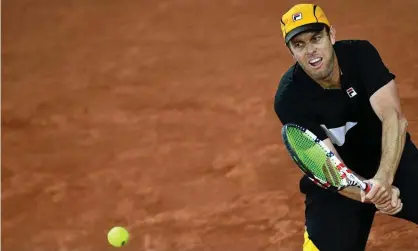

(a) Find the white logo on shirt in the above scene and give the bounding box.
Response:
[320,122,358,146]
[346,87,357,98]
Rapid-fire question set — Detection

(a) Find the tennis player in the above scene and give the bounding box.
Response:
[274,4,418,251]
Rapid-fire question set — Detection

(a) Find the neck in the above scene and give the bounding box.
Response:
[318,53,340,89]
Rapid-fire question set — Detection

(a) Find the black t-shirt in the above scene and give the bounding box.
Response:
[274,40,412,192]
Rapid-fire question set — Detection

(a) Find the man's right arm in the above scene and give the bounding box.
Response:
[323,137,403,214]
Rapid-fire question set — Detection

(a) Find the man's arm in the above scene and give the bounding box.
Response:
[323,137,403,215]
[360,80,409,205]
[370,80,408,184]
[353,41,405,207]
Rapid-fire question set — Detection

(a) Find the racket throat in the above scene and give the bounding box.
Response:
[338,166,367,190]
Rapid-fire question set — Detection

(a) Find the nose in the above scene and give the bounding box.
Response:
[306,42,316,55]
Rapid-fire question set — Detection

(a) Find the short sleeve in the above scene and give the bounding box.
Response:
[358,41,396,98]
[274,87,328,141]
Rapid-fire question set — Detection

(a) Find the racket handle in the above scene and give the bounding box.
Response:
[364,182,372,193]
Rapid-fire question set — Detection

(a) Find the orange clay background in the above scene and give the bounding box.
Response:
[2,0,418,250]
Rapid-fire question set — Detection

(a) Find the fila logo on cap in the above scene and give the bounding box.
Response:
[346,87,357,98]
[292,12,302,21]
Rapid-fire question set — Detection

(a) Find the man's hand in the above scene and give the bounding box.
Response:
[360,175,393,204]
[375,186,403,215]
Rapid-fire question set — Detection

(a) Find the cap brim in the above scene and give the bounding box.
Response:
[285,23,327,44]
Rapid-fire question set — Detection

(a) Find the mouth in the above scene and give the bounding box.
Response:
[308,57,323,69]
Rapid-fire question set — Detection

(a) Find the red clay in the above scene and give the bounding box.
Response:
[2,1,418,250]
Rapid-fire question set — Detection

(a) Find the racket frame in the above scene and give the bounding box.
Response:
[282,123,371,193]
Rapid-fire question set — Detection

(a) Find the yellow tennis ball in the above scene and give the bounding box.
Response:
[107,226,130,247]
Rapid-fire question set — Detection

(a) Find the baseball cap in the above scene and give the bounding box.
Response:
[281,4,331,44]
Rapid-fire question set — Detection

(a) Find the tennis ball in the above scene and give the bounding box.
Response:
[107,226,130,247]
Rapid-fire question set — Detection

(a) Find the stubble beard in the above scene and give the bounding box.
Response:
[310,55,335,82]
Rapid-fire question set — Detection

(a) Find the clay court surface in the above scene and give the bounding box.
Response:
[2,0,418,250]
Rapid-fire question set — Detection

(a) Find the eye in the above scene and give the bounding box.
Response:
[313,35,322,42]
[294,42,304,48]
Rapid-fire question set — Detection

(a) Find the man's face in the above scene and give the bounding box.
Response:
[288,27,336,81]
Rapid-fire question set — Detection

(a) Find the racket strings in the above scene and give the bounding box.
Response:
[287,127,342,186]
[322,159,341,186]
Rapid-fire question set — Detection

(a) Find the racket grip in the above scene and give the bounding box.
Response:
[364,182,372,193]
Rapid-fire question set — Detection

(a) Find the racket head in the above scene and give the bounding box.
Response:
[281,123,349,191]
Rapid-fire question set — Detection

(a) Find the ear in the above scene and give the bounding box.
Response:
[329,25,336,45]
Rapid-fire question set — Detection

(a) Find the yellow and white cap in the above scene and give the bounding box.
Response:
[281,4,331,44]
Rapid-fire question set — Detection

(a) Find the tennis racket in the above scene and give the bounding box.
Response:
[281,123,371,193]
